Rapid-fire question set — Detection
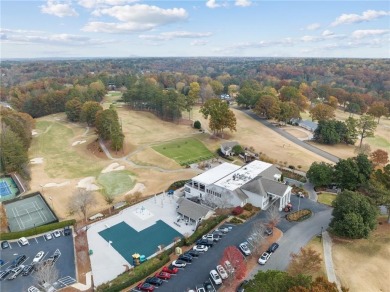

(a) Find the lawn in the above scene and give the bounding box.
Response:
[152,137,215,166]
[97,170,136,196]
[317,192,337,206]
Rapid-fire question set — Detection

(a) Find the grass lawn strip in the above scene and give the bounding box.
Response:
[317,192,337,206]
[152,138,214,165]
[97,170,135,196]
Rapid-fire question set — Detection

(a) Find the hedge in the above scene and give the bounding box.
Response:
[0,219,76,240]
[168,180,188,190]
[184,215,228,246]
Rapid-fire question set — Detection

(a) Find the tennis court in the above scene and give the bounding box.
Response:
[3,193,58,232]
[99,220,182,264]
[0,176,20,202]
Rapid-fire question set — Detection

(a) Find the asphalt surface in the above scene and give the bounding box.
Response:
[152,196,332,292]
[0,229,76,292]
[240,109,340,163]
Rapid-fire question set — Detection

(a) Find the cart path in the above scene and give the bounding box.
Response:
[322,231,342,291]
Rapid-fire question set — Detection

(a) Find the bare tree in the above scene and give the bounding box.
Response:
[68,188,96,222]
[249,220,267,255]
[266,204,281,230]
[203,187,234,209]
[34,263,59,291]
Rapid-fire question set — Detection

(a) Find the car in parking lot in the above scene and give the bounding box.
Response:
[22,265,34,276]
[216,264,228,279]
[224,260,234,274]
[162,265,179,274]
[258,251,271,265]
[178,254,193,263]
[267,242,279,253]
[145,276,163,286]
[53,230,61,238]
[264,227,273,236]
[136,282,155,291]
[27,286,40,292]
[209,269,222,285]
[0,269,12,280]
[203,233,219,242]
[193,245,208,252]
[64,226,71,236]
[18,237,29,246]
[171,260,186,268]
[45,233,53,240]
[33,251,45,263]
[1,241,9,249]
[196,239,213,247]
[0,259,4,266]
[236,280,248,292]
[12,255,27,267]
[8,265,24,280]
[185,250,199,257]
[196,287,206,292]
[239,242,251,256]
[215,227,230,234]
[203,280,215,292]
[155,271,171,280]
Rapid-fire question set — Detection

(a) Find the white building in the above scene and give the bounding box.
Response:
[220,141,239,156]
[184,160,292,211]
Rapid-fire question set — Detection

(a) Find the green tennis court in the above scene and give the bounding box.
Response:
[99,220,182,264]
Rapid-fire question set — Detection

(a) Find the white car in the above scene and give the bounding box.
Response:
[193,245,208,252]
[45,233,53,240]
[33,251,45,263]
[18,237,29,246]
[216,264,228,279]
[53,230,61,238]
[202,234,215,241]
[216,227,230,234]
[196,288,206,292]
[8,265,25,280]
[258,251,271,265]
[209,269,222,285]
[239,242,251,256]
[27,286,41,292]
[224,260,234,274]
[171,260,187,268]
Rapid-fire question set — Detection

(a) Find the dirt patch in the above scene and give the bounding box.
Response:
[87,140,107,159]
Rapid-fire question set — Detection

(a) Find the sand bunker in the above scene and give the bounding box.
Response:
[72,140,86,146]
[43,182,70,188]
[32,130,38,136]
[125,183,146,195]
[101,162,125,173]
[30,157,44,164]
[77,177,100,191]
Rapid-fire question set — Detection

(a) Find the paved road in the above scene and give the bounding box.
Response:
[240,110,340,163]
[155,196,331,292]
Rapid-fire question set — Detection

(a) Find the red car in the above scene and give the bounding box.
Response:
[162,265,179,274]
[155,271,171,280]
[136,282,155,291]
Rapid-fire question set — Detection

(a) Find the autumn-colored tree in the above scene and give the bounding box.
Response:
[65,99,83,122]
[220,246,246,283]
[254,95,280,119]
[370,149,389,166]
[210,80,224,96]
[287,247,322,277]
[327,96,339,109]
[289,276,342,292]
[186,82,200,118]
[80,101,103,126]
[280,86,309,111]
[277,101,300,124]
[309,103,335,122]
[200,98,237,137]
[357,115,377,148]
[367,101,389,123]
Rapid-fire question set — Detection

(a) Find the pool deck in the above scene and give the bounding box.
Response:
[87,193,194,286]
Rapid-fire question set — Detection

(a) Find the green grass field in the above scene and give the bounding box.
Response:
[365,136,390,151]
[97,170,135,196]
[152,138,214,165]
[30,120,104,178]
[317,192,337,206]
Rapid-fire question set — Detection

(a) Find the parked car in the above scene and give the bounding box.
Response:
[215,227,230,233]
[145,276,163,286]
[202,234,219,242]
[171,260,187,268]
[0,269,12,280]
[136,282,155,291]
[224,260,234,274]
[193,245,209,252]
[12,255,27,267]
[267,242,279,253]
[216,265,228,279]
[185,250,199,257]
[197,287,206,292]
[27,286,41,292]
[0,259,4,266]
[45,233,53,240]
[264,227,273,236]
[18,237,29,246]
[63,226,71,236]
[239,242,251,256]
[236,280,248,292]
[196,239,213,247]
[258,252,271,265]
[209,269,222,285]
[33,251,45,263]
[178,254,193,263]
[203,280,215,292]
[22,265,34,276]
[8,265,24,280]
[155,271,171,280]
[1,241,9,249]
[53,230,61,238]
[162,265,179,274]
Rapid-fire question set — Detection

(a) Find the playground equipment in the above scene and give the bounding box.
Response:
[132,253,147,266]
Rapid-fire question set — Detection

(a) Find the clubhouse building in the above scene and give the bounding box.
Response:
[184,160,292,211]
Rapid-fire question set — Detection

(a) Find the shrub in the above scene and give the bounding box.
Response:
[286,209,312,222]
[243,203,253,211]
[194,120,201,129]
[239,214,248,220]
[232,206,244,216]
[229,217,244,224]
[185,215,227,246]
[288,165,295,170]
[168,180,187,190]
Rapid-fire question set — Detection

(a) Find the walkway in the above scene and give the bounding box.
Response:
[71,272,92,291]
[322,231,342,291]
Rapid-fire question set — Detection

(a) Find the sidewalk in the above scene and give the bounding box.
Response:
[322,231,341,291]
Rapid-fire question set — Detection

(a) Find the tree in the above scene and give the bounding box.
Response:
[254,95,280,119]
[0,128,29,174]
[68,189,96,222]
[200,98,237,137]
[220,246,246,282]
[236,87,259,108]
[306,162,334,187]
[344,117,358,145]
[330,190,378,238]
[193,120,201,129]
[65,99,83,122]
[210,80,224,96]
[232,144,243,155]
[327,96,339,109]
[287,247,322,276]
[367,101,388,123]
[1,109,34,149]
[34,263,59,289]
[80,101,103,126]
[279,86,309,111]
[266,205,281,230]
[370,149,389,166]
[277,101,300,125]
[314,120,342,145]
[249,220,267,255]
[357,115,377,148]
[309,104,335,122]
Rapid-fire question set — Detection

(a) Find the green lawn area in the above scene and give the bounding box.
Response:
[365,135,390,151]
[97,170,135,196]
[30,120,104,178]
[317,192,337,206]
[152,138,215,165]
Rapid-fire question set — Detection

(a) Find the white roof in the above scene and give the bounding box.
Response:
[192,163,240,185]
[214,160,273,191]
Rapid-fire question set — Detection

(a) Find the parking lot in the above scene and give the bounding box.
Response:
[0,229,76,292]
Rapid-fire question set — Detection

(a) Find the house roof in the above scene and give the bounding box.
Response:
[192,163,240,185]
[241,176,291,197]
[299,120,318,130]
[221,141,239,150]
[177,198,213,221]
[234,188,249,201]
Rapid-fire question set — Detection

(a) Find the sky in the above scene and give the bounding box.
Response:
[1,0,389,59]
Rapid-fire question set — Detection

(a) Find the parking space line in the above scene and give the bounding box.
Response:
[209,278,217,292]
[17,241,21,247]
[35,238,39,244]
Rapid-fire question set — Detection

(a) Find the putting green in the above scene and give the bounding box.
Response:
[97,170,135,196]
